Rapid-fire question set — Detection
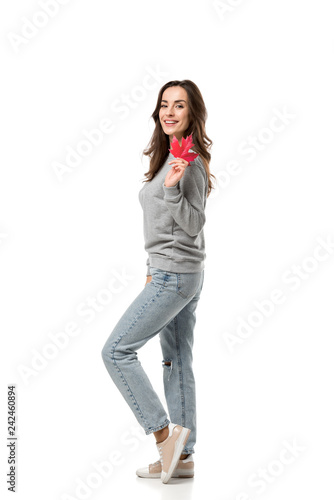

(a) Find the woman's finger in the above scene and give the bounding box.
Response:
[168,159,188,167]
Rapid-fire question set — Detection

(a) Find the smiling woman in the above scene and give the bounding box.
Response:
[142,80,215,196]
[101,79,214,484]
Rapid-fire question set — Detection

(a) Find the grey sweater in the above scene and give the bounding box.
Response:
[138,151,208,275]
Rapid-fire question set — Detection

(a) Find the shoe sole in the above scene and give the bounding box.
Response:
[136,469,194,479]
[161,427,191,484]
[136,472,161,479]
[173,471,194,478]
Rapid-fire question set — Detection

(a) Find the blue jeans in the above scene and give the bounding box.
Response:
[101,266,204,455]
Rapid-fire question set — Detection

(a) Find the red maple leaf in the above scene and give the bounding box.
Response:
[169,133,199,165]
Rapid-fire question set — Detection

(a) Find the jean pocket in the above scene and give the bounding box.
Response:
[176,272,202,299]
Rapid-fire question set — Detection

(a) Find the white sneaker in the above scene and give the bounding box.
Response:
[136,454,194,479]
[155,423,191,483]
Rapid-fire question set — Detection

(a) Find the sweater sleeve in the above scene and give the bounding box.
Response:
[146,256,150,276]
[162,157,208,237]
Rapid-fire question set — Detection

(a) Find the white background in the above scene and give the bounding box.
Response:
[1,1,334,499]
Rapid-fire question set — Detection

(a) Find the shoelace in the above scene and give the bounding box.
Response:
[150,459,161,466]
[157,445,163,465]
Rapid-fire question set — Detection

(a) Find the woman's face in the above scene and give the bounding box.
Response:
[159,86,190,145]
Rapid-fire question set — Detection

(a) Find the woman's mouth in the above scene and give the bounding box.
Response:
[164,121,178,127]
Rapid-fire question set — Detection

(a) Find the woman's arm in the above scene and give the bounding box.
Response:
[163,156,207,237]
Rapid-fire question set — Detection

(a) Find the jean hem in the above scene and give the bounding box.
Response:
[144,419,170,435]
[183,448,195,455]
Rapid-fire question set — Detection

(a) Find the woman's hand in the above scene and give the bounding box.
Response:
[164,157,189,187]
[145,275,152,286]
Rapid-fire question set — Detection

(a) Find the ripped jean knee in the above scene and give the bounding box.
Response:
[162,359,172,380]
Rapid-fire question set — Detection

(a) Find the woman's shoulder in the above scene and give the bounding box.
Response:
[191,154,207,180]
[193,154,204,167]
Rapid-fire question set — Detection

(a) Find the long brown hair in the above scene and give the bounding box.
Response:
[141,80,215,197]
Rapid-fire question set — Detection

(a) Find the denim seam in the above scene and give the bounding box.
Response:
[110,283,167,432]
[177,273,186,299]
[174,315,185,427]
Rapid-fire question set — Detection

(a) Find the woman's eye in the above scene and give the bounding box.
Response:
[160,104,184,108]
